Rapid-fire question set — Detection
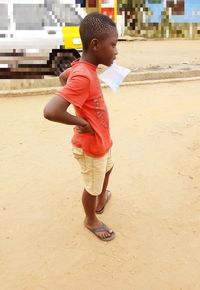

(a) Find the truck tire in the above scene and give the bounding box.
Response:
[49,48,81,76]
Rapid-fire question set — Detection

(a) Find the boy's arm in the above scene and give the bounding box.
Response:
[43,95,94,134]
[59,71,68,86]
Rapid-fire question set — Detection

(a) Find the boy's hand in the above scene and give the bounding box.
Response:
[77,118,94,135]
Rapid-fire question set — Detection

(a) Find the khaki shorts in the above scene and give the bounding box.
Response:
[72,146,114,196]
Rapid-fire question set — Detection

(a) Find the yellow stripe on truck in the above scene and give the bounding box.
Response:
[62,26,82,49]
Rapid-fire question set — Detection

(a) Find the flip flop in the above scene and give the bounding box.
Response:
[86,223,115,241]
[96,190,112,214]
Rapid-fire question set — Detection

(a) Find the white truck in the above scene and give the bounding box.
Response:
[0,0,86,77]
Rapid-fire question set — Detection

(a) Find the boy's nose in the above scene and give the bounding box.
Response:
[115,47,118,55]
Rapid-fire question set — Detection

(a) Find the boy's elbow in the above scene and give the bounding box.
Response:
[43,95,69,122]
[43,105,56,121]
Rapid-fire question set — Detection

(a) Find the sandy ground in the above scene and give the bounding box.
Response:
[116,40,200,69]
[1,79,200,290]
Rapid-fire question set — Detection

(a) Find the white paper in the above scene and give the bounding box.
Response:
[99,63,131,91]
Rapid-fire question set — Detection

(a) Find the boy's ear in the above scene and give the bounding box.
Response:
[90,38,99,51]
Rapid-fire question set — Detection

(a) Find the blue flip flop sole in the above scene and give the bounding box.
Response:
[87,223,115,241]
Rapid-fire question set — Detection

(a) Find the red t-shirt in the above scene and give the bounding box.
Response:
[56,59,112,157]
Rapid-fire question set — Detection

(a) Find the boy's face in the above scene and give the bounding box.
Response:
[92,28,118,66]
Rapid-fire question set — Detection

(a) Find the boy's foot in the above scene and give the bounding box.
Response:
[84,219,115,241]
[96,190,111,214]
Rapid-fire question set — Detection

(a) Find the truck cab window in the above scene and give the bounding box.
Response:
[0,4,9,30]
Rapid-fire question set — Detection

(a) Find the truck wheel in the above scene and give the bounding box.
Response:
[49,49,80,76]
[53,55,74,75]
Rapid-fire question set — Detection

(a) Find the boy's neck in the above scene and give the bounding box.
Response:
[80,51,99,67]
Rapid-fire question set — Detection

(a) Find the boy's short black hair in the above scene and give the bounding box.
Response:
[80,12,116,51]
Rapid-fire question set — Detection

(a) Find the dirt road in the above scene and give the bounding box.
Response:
[1,80,200,290]
[116,39,200,69]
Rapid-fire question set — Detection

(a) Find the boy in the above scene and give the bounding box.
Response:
[43,12,118,241]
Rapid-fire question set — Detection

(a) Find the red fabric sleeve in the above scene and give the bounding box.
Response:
[56,73,90,108]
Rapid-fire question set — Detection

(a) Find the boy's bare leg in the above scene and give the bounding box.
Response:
[96,167,113,212]
[82,189,113,239]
